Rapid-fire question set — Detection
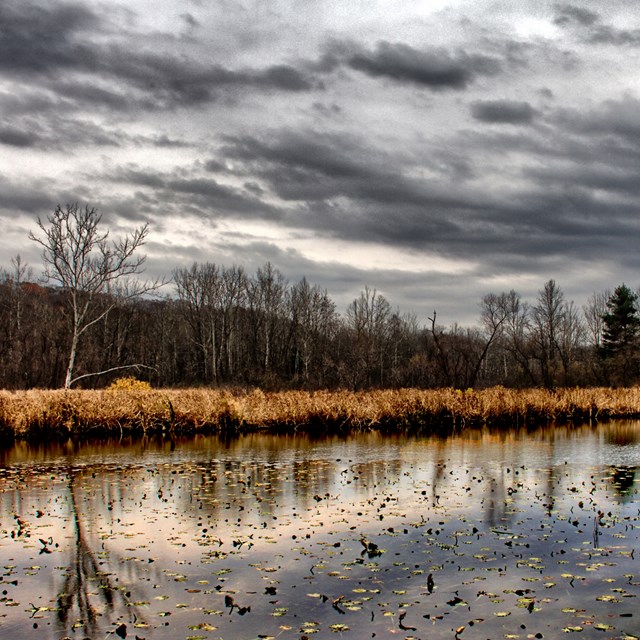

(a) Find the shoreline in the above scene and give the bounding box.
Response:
[1,386,640,442]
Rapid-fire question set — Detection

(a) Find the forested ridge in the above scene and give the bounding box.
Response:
[1,256,638,390]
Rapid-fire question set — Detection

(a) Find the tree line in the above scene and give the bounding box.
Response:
[1,204,639,390]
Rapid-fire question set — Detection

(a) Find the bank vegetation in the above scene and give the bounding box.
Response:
[2,386,640,442]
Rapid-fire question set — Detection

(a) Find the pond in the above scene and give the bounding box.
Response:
[0,422,639,640]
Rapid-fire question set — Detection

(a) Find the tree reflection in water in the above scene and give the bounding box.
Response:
[609,465,637,498]
[56,467,145,639]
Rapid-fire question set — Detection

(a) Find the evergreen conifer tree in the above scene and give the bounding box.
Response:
[601,284,640,384]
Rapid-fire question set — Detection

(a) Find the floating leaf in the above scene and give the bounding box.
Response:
[189,623,217,631]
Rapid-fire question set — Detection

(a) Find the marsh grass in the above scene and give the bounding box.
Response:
[2,386,640,441]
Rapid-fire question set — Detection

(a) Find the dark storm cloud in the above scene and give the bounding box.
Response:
[524,96,640,194]
[204,159,228,173]
[109,167,282,220]
[168,177,283,219]
[448,92,640,265]
[0,0,503,121]
[463,94,640,178]
[223,131,372,184]
[211,115,640,269]
[257,65,315,91]
[0,176,58,214]
[462,117,632,179]
[153,134,190,148]
[0,0,99,74]
[0,114,191,151]
[94,53,317,106]
[0,115,130,150]
[220,131,481,215]
[215,129,552,258]
[94,88,640,291]
[0,127,38,148]
[554,3,640,46]
[0,0,318,112]
[553,5,600,28]
[344,41,501,90]
[470,99,538,124]
[588,25,640,46]
[556,97,640,143]
[180,12,199,29]
[50,79,142,112]
[525,156,640,199]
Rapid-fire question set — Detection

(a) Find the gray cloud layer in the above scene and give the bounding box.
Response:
[2,0,640,323]
[346,41,502,89]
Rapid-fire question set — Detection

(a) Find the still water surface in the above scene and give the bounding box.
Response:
[1,423,639,640]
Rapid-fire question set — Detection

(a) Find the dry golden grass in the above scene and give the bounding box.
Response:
[1,386,640,441]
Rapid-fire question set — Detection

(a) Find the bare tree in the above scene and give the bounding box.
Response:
[556,299,586,385]
[29,203,161,388]
[427,313,487,388]
[583,290,610,384]
[470,292,511,386]
[583,290,610,350]
[289,277,337,385]
[219,265,247,379]
[0,256,34,386]
[528,280,586,387]
[346,286,391,388]
[248,263,288,376]
[173,262,222,383]
[500,290,536,385]
[530,279,565,387]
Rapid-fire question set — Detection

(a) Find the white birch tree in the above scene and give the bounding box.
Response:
[29,203,160,388]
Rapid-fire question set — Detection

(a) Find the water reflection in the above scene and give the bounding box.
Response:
[55,468,147,638]
[609,465,637,498]
[0,422,639,639]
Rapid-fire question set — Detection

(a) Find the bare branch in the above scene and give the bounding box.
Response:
[70,364,157,387]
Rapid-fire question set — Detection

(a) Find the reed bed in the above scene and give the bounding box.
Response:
[1,386,640,442]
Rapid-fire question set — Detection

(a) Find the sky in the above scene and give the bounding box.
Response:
[2,0,640,325]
